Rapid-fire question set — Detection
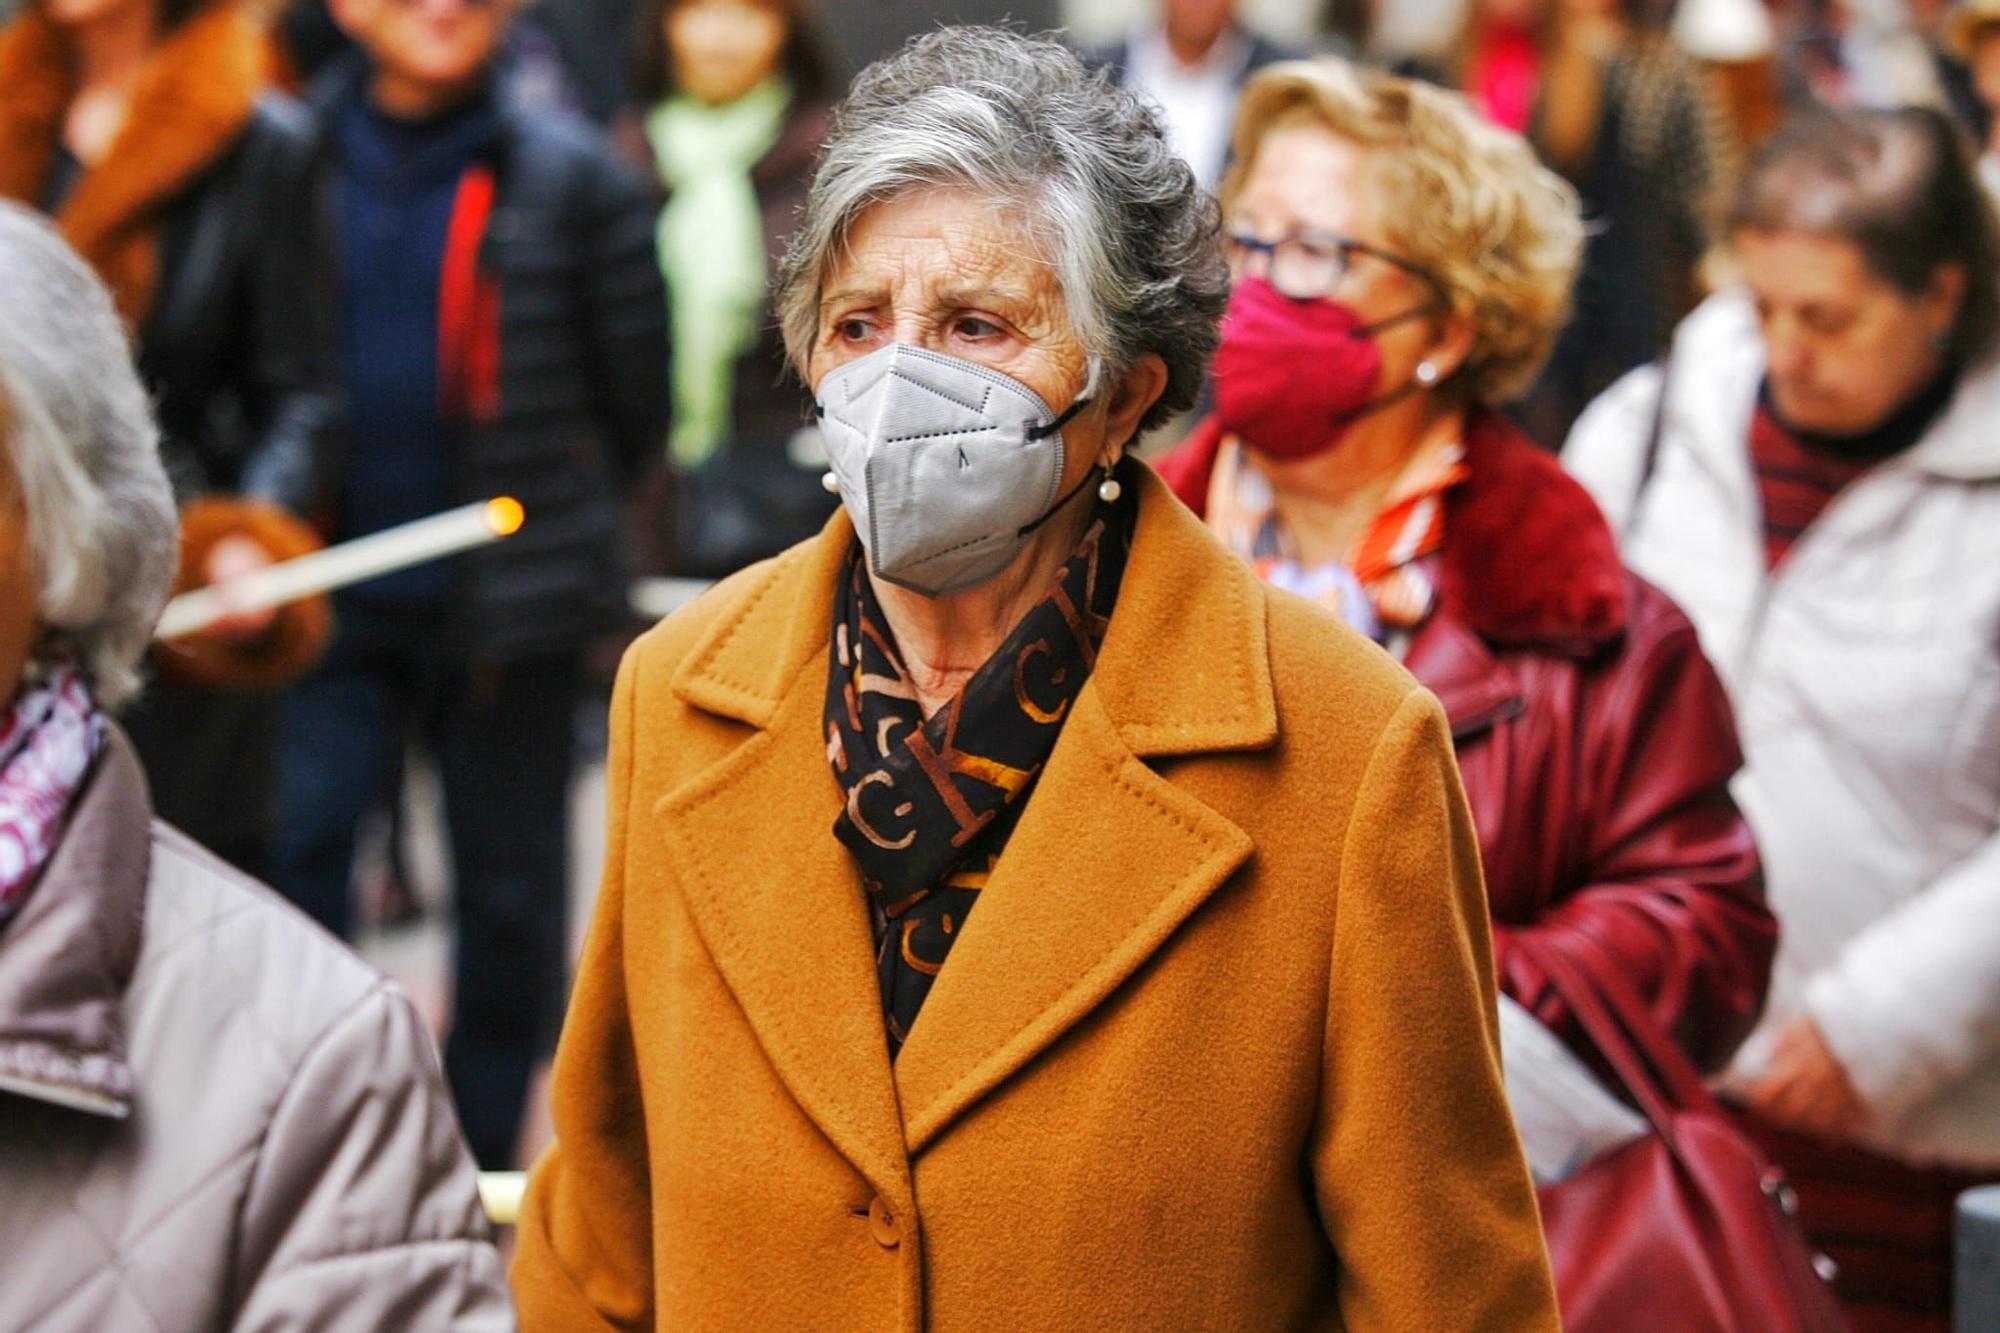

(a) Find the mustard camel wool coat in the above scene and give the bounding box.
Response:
[513,464,1560,1331]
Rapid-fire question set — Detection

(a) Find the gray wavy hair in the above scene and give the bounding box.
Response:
[776,26,1230,435]
[0,201,178,708]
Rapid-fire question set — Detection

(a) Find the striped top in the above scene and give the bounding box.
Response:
[1749,370,1959,569]
[1749,405,1872,569]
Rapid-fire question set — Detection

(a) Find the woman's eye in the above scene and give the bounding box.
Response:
[954,316,1002,340]
[833,318,875,342]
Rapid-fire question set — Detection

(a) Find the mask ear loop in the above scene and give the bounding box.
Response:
[1332,298,1455,428]
[1019,359,1114,536]
[1016,396,1103,536]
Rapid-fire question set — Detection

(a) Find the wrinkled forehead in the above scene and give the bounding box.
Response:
[817,188,1066,318]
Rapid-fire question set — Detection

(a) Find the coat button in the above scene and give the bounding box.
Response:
[867,1196,901,1249]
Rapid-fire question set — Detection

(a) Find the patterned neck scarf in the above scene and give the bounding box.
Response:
[1203,433,1469,642]
[825,492,1134,1057]
[0,662,105,934]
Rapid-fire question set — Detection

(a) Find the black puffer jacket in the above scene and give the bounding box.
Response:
[306,63,669,662]
[144,94,336,514]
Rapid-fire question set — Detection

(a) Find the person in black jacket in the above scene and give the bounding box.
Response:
[0,0,338,876]
[276,0,669,1167]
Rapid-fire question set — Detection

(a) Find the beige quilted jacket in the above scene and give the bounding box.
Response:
[0,730,514,1330]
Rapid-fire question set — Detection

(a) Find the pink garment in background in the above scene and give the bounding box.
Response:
[1470,25,1542,134]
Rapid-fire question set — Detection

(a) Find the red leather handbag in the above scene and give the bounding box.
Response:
[1522,935,1850,1332]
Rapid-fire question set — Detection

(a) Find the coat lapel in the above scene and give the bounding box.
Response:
[658,465,1278,1172]
[655,531,914,1205]
[655,683,914,1204]
[891,466,1274,1154]
[0,731,150,1119]
[889,685,1253,1155]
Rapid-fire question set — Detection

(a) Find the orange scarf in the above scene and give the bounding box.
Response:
[1204,432,1470,635]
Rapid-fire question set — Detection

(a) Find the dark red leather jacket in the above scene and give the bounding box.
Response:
[1159,409,1776,1071]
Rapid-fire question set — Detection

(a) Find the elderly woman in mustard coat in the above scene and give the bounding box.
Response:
[514,26,1559,1330]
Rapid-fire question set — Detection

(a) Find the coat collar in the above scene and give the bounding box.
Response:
[0,729,150,1120]
[658,463,1269,1189]
[671,460,1279,757]
[0,1,265,327]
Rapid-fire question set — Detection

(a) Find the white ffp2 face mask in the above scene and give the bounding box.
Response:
[814,343,1094,598]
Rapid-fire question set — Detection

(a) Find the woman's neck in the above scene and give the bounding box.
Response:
[62,4,158,163]
[1260,396,1466,570]
[868,498,1093,718]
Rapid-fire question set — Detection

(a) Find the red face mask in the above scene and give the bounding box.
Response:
[1212,276,1431,461]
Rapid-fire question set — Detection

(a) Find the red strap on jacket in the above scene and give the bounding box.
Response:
[439,165,501,426]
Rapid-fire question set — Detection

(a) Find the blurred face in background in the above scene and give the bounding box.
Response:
[1226,123,1453,414]
[1737,227,1964,435]
[1162,0,1237,57]
[668,0,787,105]
[334,0,509,106]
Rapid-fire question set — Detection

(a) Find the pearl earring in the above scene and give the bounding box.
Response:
[1415,361,1440,386]
[1097,457,1123,504]
[821,471,840,494]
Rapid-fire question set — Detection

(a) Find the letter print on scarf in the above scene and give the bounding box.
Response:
[824,487,1134,1056]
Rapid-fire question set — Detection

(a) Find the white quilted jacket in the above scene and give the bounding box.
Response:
[1566,290,2000,1171]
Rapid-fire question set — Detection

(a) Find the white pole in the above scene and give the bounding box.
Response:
[155,497,525,641]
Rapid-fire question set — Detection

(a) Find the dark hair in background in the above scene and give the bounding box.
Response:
[628,0,837,108]
[1729,106,2000,363]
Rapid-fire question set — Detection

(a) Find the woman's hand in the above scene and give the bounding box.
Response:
[1742,1016,1869,1140]
[203,533,279,639]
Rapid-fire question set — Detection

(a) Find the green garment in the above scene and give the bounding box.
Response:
[647,78,789,467]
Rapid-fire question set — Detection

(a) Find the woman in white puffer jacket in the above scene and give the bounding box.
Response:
[1567,106,2000,1333]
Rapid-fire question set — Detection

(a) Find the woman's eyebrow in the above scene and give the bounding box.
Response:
[819,285,886,311]
[937,285,1035,312]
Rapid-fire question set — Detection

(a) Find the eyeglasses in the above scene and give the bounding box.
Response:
[1223,229,1443,302]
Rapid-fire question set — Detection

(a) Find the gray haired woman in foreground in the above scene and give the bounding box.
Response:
[0,200,512,1331]
[515,27,1557,1330]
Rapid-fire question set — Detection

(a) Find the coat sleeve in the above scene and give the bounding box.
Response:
[576,142,671,487]
[1491,594,1776,1075]
[227,980,513,1332]
[512,645,655,1330]
[235,98,341,517]
[1311,688,1560,1332]
[1804,827,2000,1127]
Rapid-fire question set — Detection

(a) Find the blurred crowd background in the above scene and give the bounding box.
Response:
[5,0,2000,1320]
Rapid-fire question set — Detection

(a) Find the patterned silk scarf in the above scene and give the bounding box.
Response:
[1203,433,1469,641]
[825,492,1134,1056]
[0,662,105,933]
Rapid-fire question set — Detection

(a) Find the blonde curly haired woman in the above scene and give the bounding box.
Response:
[1161,53,1775,1208]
